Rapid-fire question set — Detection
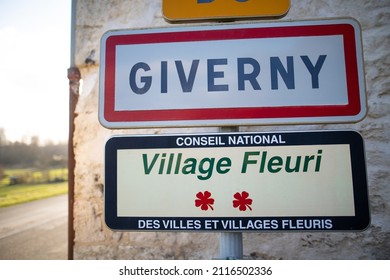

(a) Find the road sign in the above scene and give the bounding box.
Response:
[162,0,290,21]
[99,19,366,128]
[105,130,369,231]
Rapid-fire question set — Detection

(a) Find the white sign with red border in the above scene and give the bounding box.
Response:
[99,18,366,128]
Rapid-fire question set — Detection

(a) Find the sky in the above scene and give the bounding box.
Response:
[0,0,71,144]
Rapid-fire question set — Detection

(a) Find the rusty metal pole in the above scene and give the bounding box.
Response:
[67,67,80,260]
[67,0,78,261]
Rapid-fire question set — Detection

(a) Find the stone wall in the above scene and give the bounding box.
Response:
[72,0,390,259]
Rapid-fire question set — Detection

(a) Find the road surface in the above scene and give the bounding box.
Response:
[0,194,68,260]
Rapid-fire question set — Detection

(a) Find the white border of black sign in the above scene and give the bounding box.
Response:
[104,130,369,232]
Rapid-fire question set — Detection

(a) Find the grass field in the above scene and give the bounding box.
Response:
[0,168,68,208]
[0,182,68,208]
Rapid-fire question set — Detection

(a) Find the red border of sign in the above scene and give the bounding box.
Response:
[103,23,361,123]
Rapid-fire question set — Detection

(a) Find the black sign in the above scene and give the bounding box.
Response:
[105,131,369,231]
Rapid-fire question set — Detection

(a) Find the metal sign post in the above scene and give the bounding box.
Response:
[220,232,243,260]
[219,126,243,260]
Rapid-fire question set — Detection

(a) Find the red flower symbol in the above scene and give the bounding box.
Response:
[195,191,214,211]
[233,191,253,211]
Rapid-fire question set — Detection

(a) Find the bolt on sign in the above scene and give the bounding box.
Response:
[104,131,369,231]
[99,19,366,129]
[162,0,291,21]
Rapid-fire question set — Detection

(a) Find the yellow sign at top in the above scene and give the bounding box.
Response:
[163,0,290,21]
